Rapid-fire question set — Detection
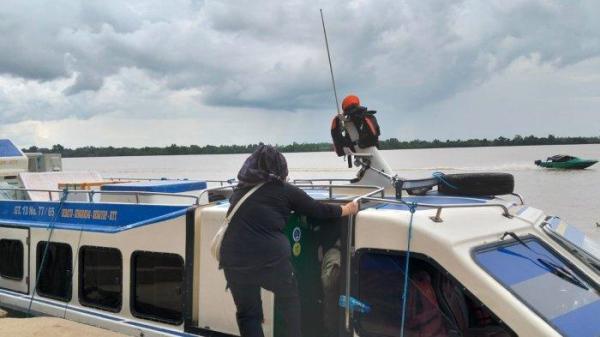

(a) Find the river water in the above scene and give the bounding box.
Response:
[64,144,600,240]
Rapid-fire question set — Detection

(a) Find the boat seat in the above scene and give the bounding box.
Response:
[435,273,512,337]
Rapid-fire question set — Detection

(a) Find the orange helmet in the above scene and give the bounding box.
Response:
[341,95,360,111]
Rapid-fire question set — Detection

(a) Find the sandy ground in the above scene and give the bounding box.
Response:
[0,317,130,337]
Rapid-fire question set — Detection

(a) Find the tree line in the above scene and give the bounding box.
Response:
[22,134,600,158]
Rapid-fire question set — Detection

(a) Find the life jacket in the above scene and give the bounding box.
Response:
[406,270,449,337]
[344,105,381,148]
[330,116,354,157]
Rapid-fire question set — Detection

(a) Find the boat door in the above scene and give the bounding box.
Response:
[0,226,30,293]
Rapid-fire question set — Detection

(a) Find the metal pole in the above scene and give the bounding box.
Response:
[345,212,354,331]
[320,9,341,116]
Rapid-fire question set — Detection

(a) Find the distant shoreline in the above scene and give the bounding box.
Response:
[23,135,600,158]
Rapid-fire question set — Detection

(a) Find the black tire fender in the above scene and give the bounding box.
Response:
[437,173,514,196]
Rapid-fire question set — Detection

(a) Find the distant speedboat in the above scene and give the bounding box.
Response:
[535,154,598,169]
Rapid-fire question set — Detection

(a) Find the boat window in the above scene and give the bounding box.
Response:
[475,237,600,337]
[357,251,515,337]
[36,241,72,301]
[0,239,24,280]
[131,251,184,324]
[79,246,122,312]
[357,252,455,337]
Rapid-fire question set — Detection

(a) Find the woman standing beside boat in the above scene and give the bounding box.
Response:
[220,145,358,337]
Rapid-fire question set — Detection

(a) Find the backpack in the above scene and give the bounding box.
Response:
[330,116,354,156]
[344,106,381,148]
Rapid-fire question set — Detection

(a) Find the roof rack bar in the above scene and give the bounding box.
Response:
[358,196,513,219]
[510,193,525,205]
[292,178,354,185]
[293,184,385,201]
[197,184,237,202]
[106,177,237,186]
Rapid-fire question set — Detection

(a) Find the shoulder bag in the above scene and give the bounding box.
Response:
[210,182,265,262]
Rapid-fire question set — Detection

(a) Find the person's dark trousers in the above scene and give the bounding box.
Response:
[224,260,301,337]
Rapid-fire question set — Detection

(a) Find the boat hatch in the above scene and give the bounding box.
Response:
[475,236,600,337]
[542,217,600,274]
[0,200,188,232]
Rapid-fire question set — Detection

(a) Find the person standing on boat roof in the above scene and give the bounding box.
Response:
[220,145,358,337]
[341,94,360,112]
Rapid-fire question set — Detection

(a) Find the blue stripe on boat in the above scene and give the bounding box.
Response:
[0,201,188,233]
[552,300,600,337]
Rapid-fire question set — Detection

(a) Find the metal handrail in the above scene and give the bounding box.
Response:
[197,184,238,201]
[359,196,512,220]
[341,186,388,331]
[509,192,525,205]
[293,183,384,200]
[205,179,238,186]
[0,187,202,205]
[0,183,383,208]
[292,178,354,185]
[107,177,237,186]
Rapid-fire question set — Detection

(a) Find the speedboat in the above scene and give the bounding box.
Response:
[0,111,599,337]
[535,154,598,169]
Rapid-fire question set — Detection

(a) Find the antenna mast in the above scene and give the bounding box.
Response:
[320,9,341,115]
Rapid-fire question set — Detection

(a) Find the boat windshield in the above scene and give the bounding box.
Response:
[474,237,600,337]
[542,217,600,275]
[547,155,575,162]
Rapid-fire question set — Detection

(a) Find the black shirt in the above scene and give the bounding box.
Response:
[220,182,342,270]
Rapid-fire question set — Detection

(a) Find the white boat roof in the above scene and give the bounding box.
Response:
[18,171,103,201]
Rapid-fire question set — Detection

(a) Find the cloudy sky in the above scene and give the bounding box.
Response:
[1,0,599,148]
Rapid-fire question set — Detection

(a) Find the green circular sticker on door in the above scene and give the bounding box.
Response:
[292,242,302,256]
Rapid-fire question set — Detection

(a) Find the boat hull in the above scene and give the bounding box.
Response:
[536,159,598,169]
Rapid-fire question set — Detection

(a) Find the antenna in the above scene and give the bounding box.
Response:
[320,9,341,115]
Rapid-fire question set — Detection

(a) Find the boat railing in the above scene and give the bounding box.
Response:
[292,178,354,185]
[358,196,512,221]
[0,182,383,207]
[0,187,203,205]
[196,184,238,202]
[293,183,385,200]
[107,177,237,187]
[295,178,526,205]
[509,192,525,205]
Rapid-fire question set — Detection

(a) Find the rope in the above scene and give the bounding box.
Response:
[399,202,417,337]
[27,189,69,315]
[432,172,458,190]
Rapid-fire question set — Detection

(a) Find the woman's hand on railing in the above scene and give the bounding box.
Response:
[341,201,359,216]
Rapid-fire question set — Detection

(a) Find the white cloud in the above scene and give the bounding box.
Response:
[0,0,599,147]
